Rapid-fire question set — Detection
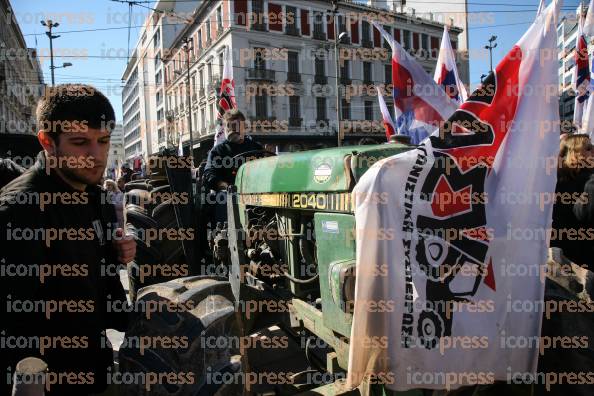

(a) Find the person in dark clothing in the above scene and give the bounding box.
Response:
[203,109,263,191]
[0,84,135,395]
[550,134,594,269]
[0,157,25,188]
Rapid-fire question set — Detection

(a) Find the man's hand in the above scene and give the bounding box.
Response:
[113,228,136,264]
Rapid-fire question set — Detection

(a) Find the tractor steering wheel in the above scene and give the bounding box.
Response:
[229,149,275,179]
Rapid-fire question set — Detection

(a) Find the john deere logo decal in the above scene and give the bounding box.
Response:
[314,163,332,184]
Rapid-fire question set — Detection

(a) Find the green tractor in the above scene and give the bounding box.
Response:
[119,142,414,395]
[117,143,593,396]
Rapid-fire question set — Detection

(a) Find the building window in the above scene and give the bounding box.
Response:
[254,48,265,69]
[421,33,429,57]
[363,62,372,84]
[255,94,267,118]
[362,21,371,46]
[403,30,411,50]
[384,64,391,85]
[340,59,350,83]
[341,98,350,120]
[153,28,161,49]
[313,12,324,39]
[289,96,301,126]
[200,108,206,131]
[287,51,300,82]
[217,6,223,30]
[154,52,162,69]
[383,26,391,50]
[199,70,204,90]
[364,101,373,121]
[206,18,211,41]
[251,0,265,30]
[198,30,203,50]
[315,54,325,76]
[316,97,327,120]
[219,52,224,77]
[285,6,299,35]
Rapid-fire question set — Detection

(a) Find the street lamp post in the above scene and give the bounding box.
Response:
[332,0,347,147]
[484,35,497,73]
[50,62,73,72]
[183,37,194,161]
[41,20,60,86]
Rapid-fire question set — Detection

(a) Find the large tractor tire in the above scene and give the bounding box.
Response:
[119,276,244,396]
[124,184,187,302]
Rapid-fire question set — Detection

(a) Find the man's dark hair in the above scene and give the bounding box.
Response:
[222,109,246,122]
[36,84,116,140]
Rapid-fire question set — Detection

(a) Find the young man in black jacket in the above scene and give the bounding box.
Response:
[0,84,135,395]
[203,109,263,191]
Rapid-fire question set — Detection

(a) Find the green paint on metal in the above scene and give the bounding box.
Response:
[236,144,414,194]
[314,213,356,338]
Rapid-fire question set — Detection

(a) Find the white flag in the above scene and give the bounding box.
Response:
[434,25,468,105]
[177,131,183,156]
[348,0,560,391]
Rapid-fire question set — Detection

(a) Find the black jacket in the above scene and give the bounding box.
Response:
[0,152,128,395]
[203,137,263,190]
[0,157,25,189]
[551,169,594,269]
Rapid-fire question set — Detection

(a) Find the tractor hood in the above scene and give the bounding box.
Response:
[235,144,413,194]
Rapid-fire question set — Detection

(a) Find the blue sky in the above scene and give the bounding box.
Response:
[12,0,583,123]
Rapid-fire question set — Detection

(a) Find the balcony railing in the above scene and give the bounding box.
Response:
[313,29,325,40]
[314,75,328,85]
[285,25,300,36]
[287,72,301,83]
[289,117,302,127]
[247,68,275,80]
[251,22,267,32]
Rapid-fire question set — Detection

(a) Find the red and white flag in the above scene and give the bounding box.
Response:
[349,1,560,391]
[214,46,236,146]
[574,13,590,130]
[371,22,457,145]
[376,87,397,140]
[434,25,468,105]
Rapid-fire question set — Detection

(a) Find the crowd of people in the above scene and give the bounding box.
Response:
[1,83,594,395]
